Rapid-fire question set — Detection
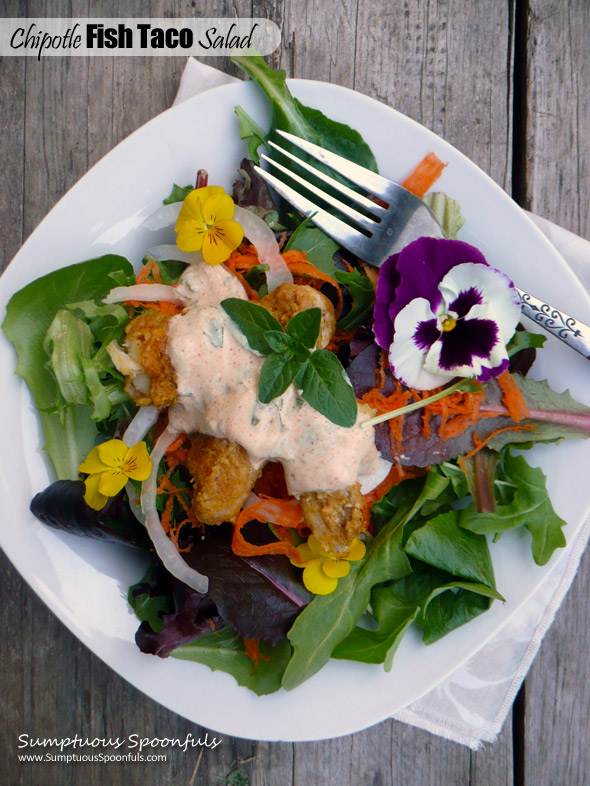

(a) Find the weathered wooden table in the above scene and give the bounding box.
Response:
[1,1,589,784]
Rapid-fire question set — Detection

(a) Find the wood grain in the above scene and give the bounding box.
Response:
[522,3,590,783]
[0,0,586,783]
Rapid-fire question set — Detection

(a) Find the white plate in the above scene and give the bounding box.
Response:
[1,79,589,742]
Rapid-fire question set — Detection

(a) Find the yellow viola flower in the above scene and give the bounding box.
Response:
[174,185,244,265]
[291,535,366,595]
[79,439,152,511]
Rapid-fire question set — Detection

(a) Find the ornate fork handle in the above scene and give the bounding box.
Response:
[517,288,590,358]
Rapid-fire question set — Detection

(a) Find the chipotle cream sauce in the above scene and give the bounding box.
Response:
[166,263,379,496]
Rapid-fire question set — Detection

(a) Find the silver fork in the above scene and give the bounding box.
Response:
[255,130,590,360]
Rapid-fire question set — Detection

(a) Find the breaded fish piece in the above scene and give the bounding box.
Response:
[260,283,336,348]
[300,482,366,554]
[186,434,262,526]
[122,312,177,407]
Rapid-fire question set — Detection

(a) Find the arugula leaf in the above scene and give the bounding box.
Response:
[258,352,303,403]
[297,349,357,428]
[335,268,376,332]
[2,254,135,479]
[284,221,339,276]
[163,183,193,205]
[172,627,291,696]
[459,451,566,565]
[232,54,378,174]
[282,472,448,689]
[235,106,268,164]
[286,307,321,348]
[220,297,282,355]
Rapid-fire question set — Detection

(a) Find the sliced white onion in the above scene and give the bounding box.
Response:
[126,482,146,525]
[147,244,205,266]
[234,205,293,292]
[141,425,209,594]
[122,405,159,447]
[142,202,183,230]
[358,458,394,495]
[103,284,188,305]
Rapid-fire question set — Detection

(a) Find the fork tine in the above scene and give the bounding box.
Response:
[276,130,395,200]
[266,140,385,216]
[253,165,372,258]
[260,153,377,234]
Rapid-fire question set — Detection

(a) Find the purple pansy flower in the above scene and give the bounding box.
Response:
[373,237,521,390]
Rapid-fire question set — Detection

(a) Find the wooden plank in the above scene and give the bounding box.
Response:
[522,0,590,239]
[0,0,519,784]
[354,0,513,190]
[522,1,590,784]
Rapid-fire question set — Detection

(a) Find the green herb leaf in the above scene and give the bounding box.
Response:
[297,349,357,427]
[334,269,376,332]
[286,307,321,349]
[459,451,566,565]
[172,627,291,696]
[220,298,283,355]
[163,183,193,205]
[258,352,304,403]
[264,330,294,354]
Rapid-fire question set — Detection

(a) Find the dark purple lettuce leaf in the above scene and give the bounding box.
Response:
[30,480,149,548]
[184,523,311,646]
[130,560,222,657]
[232,158,276,212]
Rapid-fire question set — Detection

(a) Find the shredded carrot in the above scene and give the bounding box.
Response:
[156,473,201,552]
[496,371,529,422]
[232,497,303,560]
[401,152,447,198]
[226,244,344,313]
[136,258,164,285]
[243,638,270,670]
[124,299,184,316]
[165,433,189,454]
[458,424,536,472]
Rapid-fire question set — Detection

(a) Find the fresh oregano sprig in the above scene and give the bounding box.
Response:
[220,298,357,427]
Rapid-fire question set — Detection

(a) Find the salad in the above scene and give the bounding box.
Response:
[3,56,590,697]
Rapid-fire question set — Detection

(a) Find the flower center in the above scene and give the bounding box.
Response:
[441,314,457,332]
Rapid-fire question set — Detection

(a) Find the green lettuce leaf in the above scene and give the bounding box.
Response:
[2,254,135,479]
[459,451,567,565]
[172,627,291,696]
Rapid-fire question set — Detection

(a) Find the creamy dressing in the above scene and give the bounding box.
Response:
[166,263,379,496]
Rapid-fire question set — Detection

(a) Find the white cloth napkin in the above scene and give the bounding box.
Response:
[173,57,590,749]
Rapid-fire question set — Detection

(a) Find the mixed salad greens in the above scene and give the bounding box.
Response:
[4,55,590,696]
